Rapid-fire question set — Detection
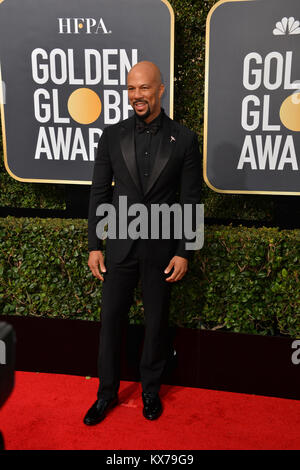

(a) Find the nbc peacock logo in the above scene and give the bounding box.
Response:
[273,17,300,35]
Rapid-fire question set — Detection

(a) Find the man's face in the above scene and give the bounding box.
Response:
[127,65,164,123]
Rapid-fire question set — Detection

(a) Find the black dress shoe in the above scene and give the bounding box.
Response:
[83,396,118,425]
[142,392,162,420]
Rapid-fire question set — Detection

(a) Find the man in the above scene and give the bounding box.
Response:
[84,61,201,425]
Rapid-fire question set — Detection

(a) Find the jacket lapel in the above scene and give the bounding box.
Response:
[144,115,178,198]
[120,116,143,196]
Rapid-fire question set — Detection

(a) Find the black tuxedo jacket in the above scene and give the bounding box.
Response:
[88,112,202,268]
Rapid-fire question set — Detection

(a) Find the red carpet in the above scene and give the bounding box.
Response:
[0,371,299,450]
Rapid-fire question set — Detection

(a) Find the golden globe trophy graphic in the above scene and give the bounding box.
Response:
[67,88,102,126]
[280,92,300,133]
[0,0,174,184]
[205,0,300,195]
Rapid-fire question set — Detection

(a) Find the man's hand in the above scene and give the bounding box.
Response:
[164,256,188,282]
[88,250,106,281]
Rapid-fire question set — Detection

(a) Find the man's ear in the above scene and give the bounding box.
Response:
[159,83,165,98]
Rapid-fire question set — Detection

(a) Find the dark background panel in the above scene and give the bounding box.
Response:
[206,0,300,193]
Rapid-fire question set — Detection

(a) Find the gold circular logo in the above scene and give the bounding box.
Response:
[67,88,102,125]
[279,93,300,131]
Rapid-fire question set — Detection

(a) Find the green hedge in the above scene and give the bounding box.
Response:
[0,0,276,222]
[1,217,299,337]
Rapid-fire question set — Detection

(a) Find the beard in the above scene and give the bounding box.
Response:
[133,101,151,120]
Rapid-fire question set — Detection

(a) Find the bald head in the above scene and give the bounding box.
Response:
[127,61,165,123]
[128,61,163,85]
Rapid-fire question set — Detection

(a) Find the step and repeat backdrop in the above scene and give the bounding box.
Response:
[0,0,174,184]
[1,0,300,194]
[205,0,300,195]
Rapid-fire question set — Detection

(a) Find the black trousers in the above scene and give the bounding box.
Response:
[97,240,172,400]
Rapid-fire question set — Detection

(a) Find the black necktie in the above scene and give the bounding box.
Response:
[136,119,160,135]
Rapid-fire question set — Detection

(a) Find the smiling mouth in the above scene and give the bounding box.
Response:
[134,101,148,111]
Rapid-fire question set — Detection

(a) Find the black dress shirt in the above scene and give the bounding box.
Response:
[134,109,164,194]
